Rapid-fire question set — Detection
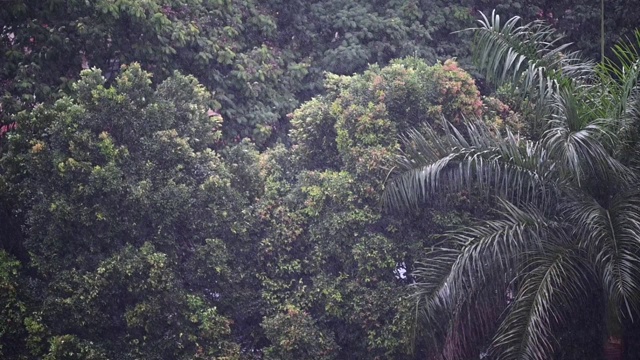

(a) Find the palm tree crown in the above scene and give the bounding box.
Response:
[383,12,640,360]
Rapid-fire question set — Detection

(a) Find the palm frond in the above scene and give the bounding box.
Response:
[411,199,558,358]
[397,12,640,358]
[382,120,556,212]
[568,190,640,319]
[543,87,636,186]
[466,11,594,130]
[469,11,571,85]
[490,249,591,360]
[595,30,640,152]
[439,280,505,360]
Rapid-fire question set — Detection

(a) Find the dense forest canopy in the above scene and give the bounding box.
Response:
[1,1,640,359]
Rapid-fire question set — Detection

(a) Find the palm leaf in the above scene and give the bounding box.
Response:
[567,189,640,319]
[595,30,640,158]
[382,120,556,212]
[543,87,635,186]
[465,11,594,133]
[411,199,559,358]
[393,11,640,359]
[490,249,591,360]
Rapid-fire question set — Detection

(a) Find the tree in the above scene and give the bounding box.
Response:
[0,0,307,146]
[254,56,515,359]
[4,0,629,149]
[267,0,476,78]
[383,13,640,360]
[262,305,338,360]
[471,0,640,62]
[0,250,28,358]
[0,64,260,358]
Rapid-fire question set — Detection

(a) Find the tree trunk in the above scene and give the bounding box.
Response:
[604,300,623,360]
[604,336,623,360]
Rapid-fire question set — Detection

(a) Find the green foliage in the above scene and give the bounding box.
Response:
[290,57,494,196]
[481,95,525,132]
[262,305,338,360]
[0,64,254,358]
[0,250,27,358]
[289,97,341,170]
[4,65,230,273]
[0,0,307,145]
[43,334,108,360]
[256,159,417,358]
[383,16,640,359]
[3,0,623,147]
[221,139,265,202]
[254,57,504,358]
[474,0,640,61]
[39,243,238,359]
[2,3,638,359]
[268,0,475,93]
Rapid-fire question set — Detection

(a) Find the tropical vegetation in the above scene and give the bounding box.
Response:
[383,11,640,360]
[1,1,640,359]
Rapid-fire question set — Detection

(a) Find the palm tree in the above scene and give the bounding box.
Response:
[383,12,640,360]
